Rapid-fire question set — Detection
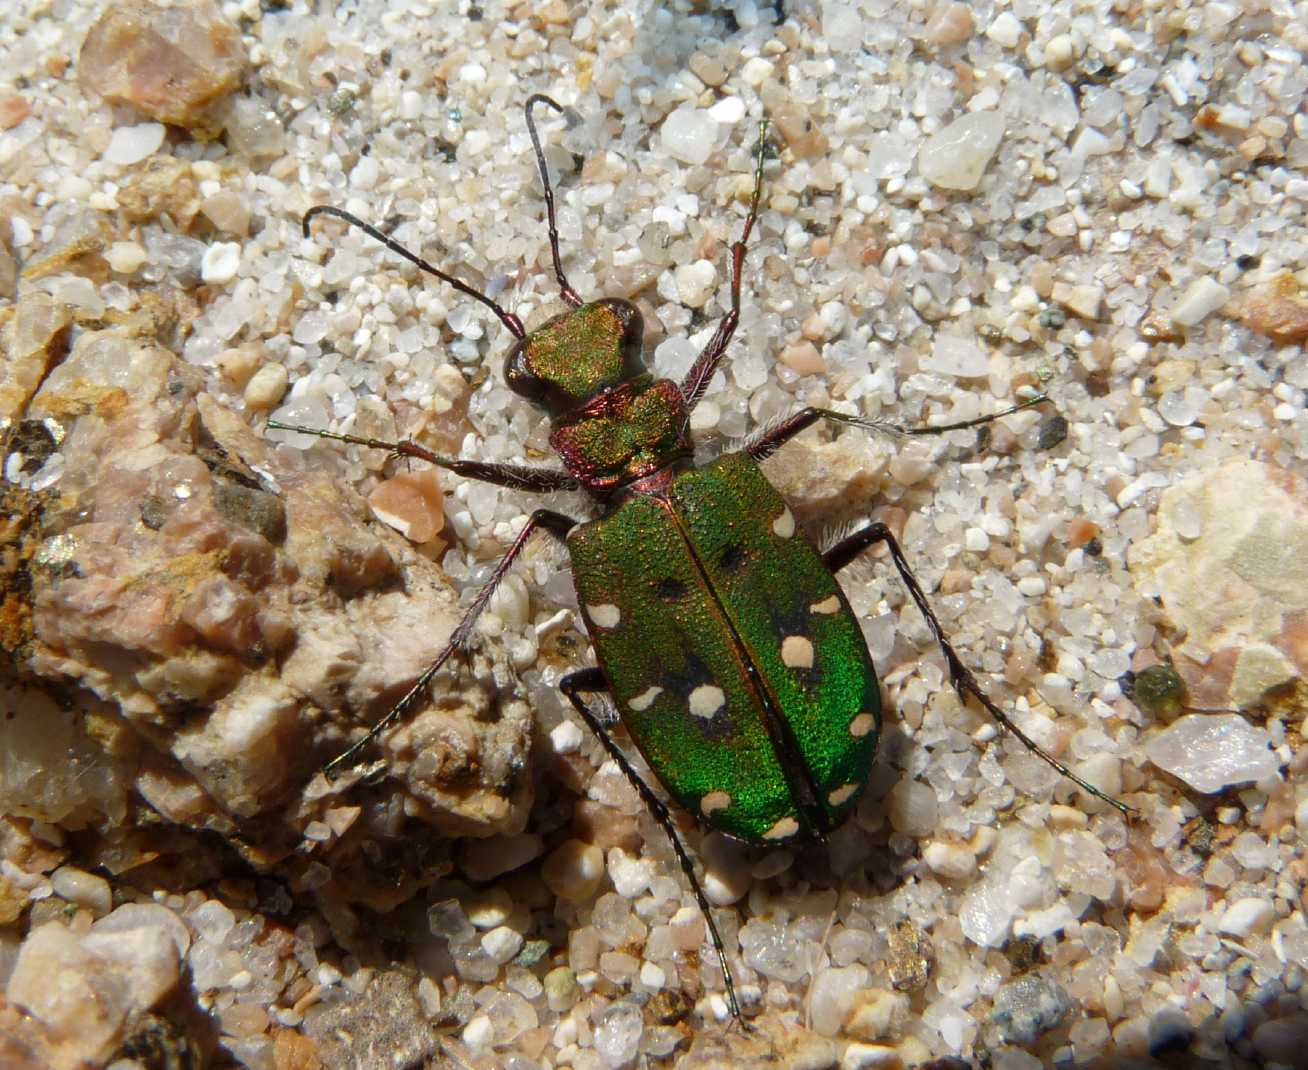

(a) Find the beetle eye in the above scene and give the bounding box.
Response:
[504,341,546,402]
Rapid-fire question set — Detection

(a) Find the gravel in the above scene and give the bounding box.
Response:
[2,0,1305,1066]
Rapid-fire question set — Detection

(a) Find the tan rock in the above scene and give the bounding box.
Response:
[77,0,247,134]
[1130,460,1308,708]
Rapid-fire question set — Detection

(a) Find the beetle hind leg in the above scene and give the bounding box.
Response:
[824,523,1136,818]
[560,667,750,1026]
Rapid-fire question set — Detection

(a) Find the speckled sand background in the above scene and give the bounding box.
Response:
[1,0,1307,1068]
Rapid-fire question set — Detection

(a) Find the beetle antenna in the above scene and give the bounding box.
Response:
[525,93,584,309]
[302,205,526,340]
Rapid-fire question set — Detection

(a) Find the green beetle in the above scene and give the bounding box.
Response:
[272,94,1130,1022]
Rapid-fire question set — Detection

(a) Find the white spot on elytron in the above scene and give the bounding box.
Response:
[781,635,815,669]
[763,816,799,840]
[827,783,859,807]
[628,685,663,712]
[586,603,621,629]
[688,684,726,719]
[772,506,795,539]
[810,595,840,615]
[849,713,877,738]
[701,790,731,815]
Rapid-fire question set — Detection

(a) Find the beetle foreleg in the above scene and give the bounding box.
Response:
[560,667,750,1027]
[323,508,578,778]
[266,421,579,493]
[679,120,771,416]
[824,523,1137,818]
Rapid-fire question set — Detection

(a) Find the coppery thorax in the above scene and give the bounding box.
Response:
[549,378,692,495]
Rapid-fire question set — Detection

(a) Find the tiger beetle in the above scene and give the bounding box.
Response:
[269,93,1133,1024]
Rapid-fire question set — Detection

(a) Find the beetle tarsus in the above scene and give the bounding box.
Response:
[822,521,1137,818]
[561,667,750,1026]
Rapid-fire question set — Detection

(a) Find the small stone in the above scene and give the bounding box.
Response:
[242,362,289,410]
[780,340,826,376]
[92,903,190,958]
[702,831,751,905]
[669,905,706,951]
[464,888,512,929]
[887,778,937,837]
[103,122,166,165]
[594,1002,643,1068]
[607,848,651,899]
[1129,663,1187,719]
[773,103,828,159]
[549,719,584,754]
[847,988,908,1041]
[1238,284,1308,344]
[922,3,974,46]
[1147,1006,1195,1056]
[428,899,476,944]
[106,241,147,274]
[462,1014,493,1050]
[540,840,605,902]
[922,841,977,880]
[484,990,536,1045]
[741,56,775,86]
[1145,714,1277,793]
[1171,277,1231,327]
[1045,33,1077,69]
[741,918,808,982]
[200,241,241,285]
[481,925,524,965]
[841,1043,902,1070]
[992,973,1076,1045]
[222,96,286,159]
[78,0,247,133]
[201,190,250,236]
[461,833,542,882]
[367,467,444,544]
[673,260,717,308]
[0,92,32,129]
[639,961,665,989]
[986,10,1023,47]
[543,966,579,1012]
[1253,1016,1308,1066]
[50,866,112,915]
[919,111,1004,191]
[923,333,989,377]
[810,965,870,1036]
[661,107,719,166]
[1217,897,1275,937]
[689,52,727,88]
[1051,281,1104,320]
[350,156,380,191]
[708,95,745,125]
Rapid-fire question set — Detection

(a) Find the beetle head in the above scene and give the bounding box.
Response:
[504,298,646,417]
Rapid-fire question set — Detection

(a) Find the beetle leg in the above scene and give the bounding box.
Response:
[266,421,579,493]
[824,522,1136,818]
[323,508,578,778]
[678,120,771,414]
[747,395,1051,461]
[560,667,749,1027]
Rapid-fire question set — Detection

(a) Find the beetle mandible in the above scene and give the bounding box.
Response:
[270,93,1132,1023]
